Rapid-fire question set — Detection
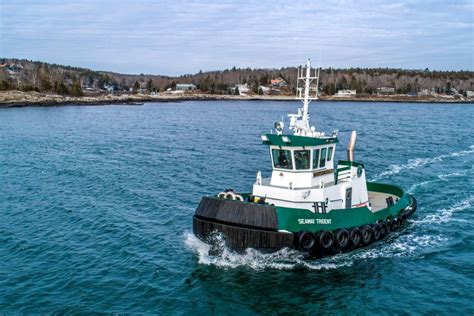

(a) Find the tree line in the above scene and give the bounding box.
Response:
[1,58,472,96]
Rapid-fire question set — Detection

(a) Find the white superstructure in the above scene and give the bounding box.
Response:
[253,59,370,213]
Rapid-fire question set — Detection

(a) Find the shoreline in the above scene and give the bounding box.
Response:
[0,90,472,108]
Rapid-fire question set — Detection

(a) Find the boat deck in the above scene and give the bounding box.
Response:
[368,191,399,212]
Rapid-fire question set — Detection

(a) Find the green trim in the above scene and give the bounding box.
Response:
[334,166,350,184]
[262,134,338,147]
[275,181,410,232]
[338,160,365,168]
[366,182,404,197]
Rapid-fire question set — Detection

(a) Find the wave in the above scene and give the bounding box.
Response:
[184,228,448,271]
[371,145,474,181]
[416,195,474,225]
[407,169,470,193]
[184,232,353,270]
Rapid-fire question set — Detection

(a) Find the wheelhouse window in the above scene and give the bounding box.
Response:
[272,149,293,169]
[320,148,327,168]
[294,150,310,170]
[327,147,333,161]
[312,149,320,169]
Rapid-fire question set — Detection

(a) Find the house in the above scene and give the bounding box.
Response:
[229,83,250,95]
[176,83,197,91]
[271,77,288,87]
[3,63,23,75]
[335,89,356,97]
[466,91,474,98]
[104,84,115,93]
[417,89,430,96]
[376,87,395,95]
[258,85,271,95]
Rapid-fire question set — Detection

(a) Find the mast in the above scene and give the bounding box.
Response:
[289,58,320,136]
[302,59,311,125]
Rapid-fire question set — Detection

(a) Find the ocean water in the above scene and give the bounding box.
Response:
[0,101,473,314]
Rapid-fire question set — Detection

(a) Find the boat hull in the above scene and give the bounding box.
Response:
[193,182,417,257]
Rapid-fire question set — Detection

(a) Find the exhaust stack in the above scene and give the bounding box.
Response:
[347,131,357,161]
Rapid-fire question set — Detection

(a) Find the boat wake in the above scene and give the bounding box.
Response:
[184,232,353,270]
[414,195,474,225]
[371,145,474,181]
[407,169,470,193]
[184,229,447,271]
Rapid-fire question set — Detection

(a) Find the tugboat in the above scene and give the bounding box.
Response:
[193,59,417,257]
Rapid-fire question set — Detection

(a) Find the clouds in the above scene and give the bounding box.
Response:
[0,0,472,74]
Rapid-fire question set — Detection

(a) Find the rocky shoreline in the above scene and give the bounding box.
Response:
[0,90,472,108]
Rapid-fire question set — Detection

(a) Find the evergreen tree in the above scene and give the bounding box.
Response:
[146,78,154,93]
[71,80,83,97]
[132,81,140,94]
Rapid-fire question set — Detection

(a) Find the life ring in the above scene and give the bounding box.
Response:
[218,192,226,198]
[372,223,381,240]
[233,194,244,201]
[349,227,361,247]
[335,229,349,248]
[361,225,372,244]
[319,231,334,250]
[225,192,235,200]
[298,231,316,251]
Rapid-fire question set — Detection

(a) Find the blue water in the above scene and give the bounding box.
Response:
[0,101,473,314]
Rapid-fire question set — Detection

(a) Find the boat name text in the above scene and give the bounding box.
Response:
[298,218,332,225]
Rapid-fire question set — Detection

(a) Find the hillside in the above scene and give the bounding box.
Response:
[0,58,472,97]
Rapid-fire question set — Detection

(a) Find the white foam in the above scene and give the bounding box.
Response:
[184,232,352,270]
[184,227,452,270]
[371,145,474,181]
[438,170,469,181]
[407,169,470,193]
[417,195,474,225]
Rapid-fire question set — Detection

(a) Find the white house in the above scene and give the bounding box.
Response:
[466,91,474,98]
[230,83,250,95]
[376,87,395,95]
[335,89,356,97]
[176,84,197,91]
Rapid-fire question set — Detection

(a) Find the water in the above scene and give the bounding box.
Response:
[0,101,473,314]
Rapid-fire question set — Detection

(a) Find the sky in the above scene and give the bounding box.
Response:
[1,0,473,75]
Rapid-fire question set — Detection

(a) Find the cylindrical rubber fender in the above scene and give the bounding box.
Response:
[233,194,244,201]
[395,216,402,227]
[380,222,388,236]
[319,230,334,250]
[349,227,361,247]
[335,229,349,248]
[372,223,381,240]
[298,231,316,251]
[361,225,373,244]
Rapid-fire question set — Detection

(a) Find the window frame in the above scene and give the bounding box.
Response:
[294,149,311,170]
[312,148,320,169]
[319,147,327,168]
[271,148,294,170]
[327,146,333,162]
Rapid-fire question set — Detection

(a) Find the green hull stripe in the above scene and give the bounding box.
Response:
[275,181,410,232]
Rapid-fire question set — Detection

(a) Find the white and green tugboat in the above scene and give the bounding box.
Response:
[193,59,417,257]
